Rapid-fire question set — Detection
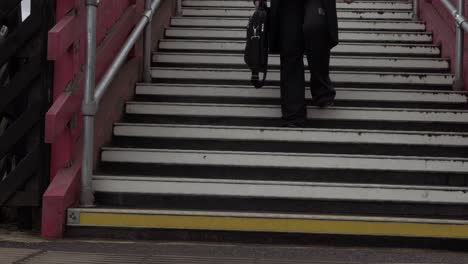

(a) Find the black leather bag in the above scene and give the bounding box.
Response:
[244,0,269,88]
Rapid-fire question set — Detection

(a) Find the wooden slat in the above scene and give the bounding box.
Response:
[45,4,138,143]
[0,57,42,111]
[47,14,79,61]
[0,0,22,20]
[0,102,42,159]
[0,144,40,206]
[0,12,41,66]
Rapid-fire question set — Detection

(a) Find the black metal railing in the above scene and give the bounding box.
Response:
[0,0,54,228]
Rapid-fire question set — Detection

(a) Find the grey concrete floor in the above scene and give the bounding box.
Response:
[1,228,468,264]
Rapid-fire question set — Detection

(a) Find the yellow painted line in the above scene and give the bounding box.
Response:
[79,212,468,239]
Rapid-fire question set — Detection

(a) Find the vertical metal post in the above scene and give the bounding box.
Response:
[143,0,152,82]
[453,0,465,90]
[413,0,419,20]
[81,0,98,207]
[177,0,182,15]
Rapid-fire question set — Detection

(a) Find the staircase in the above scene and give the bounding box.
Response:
[67,0,468,240]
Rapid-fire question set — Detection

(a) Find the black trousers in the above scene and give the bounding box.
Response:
[279,0,335,124]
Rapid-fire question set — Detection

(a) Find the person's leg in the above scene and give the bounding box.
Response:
[279,0,306,126]
[303,0,336,107]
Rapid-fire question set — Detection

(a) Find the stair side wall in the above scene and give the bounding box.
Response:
[419,0,468,90]
[41,0,177,239]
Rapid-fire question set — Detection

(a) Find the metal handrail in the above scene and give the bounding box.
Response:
[81,0,163,206]
[413,0,467,90]
[439,0,467,90]
[413,0,419,20]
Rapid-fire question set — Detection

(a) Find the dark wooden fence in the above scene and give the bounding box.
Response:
[0,0,54,228]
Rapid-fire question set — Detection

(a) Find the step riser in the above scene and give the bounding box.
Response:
[95,192,468,219]
[182,1,414,10]
[159,41,441,57]
[181,9,415,20]
[135,85,467,104]
[166,29,433,43]
[126,103,468,125]
[112,136,468,158]
[115,124,468,147]
[92,176,468,204]
[101,148,468,174]
[151,68,453,88]
[153,53,449,73]
[98,162,463,186]
[171,18,426,31]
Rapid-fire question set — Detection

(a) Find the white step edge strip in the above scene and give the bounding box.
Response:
[165,28,432,43]
[100,148,468,173]
[181,9,414,20]
[171,18,425,31]
[182,1,413,10]
[158,40,440,56]
[151,68,454,86]
[126,102,468,124]
[67,207,468,225]
[153,53,449,70]
[92,175,468,204]
[113,123,468,147]
[135,84,467,103]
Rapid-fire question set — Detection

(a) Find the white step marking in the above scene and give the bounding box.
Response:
[153,53,449,71]
[158,40,441,56]
[125,102,468,124]
[165,28,433,43]
[136,83,467,103]
[101,148,468,173]
[171,17,426,31]
[114,123,468,147]
[151,67,454,87]
[93,176,468,204]
[181,8,414,20]
[182,1,413,10]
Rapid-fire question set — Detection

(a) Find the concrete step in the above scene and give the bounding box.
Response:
[100,147,468,174]
[153,52,449,73]
[158,40,441,57]
[114,123,468,148]
[125,102,468,125]
[171,17,426,31]
[67,208,468,239]
[135,83,467,104]
[181,8,415,20]
[150,67,454,88]
[182,0,413,10]
[92,176,468,205]
[165,28,433,43]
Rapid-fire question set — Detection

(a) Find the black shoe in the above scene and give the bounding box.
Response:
[311,94,335,108]
[281,122,305,128]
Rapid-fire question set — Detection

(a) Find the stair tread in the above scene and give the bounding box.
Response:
[68,207,468,224]
[135,83,467,103]
[101,147,468,173]
[113,123,468,147]
[92,175,468,204]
